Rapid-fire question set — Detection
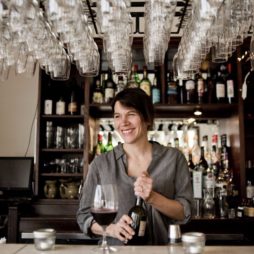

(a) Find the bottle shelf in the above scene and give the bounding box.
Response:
[42,115,84,120]
[41,173,83,177]
[89,103,238,118]
[41,148,84,153]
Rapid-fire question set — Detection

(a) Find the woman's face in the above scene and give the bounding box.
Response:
[113,101,149,144]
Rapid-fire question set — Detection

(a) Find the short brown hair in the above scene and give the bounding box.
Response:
[111,88,154,129]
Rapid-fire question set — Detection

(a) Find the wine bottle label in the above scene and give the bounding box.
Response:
[138,221,146,237]
[140,81,151,96]
[192,171,202,199]
[197,79,204,95]
[105,88,114,103]
[93,92,104,103]
[167,83,177,95]
[203,173,216,189]
[44,100,53,115]
[152,89,160,104]
[227,80,234,98]
[68,102,77,113]
[56,101,65,115]
[185,80,195,90]
[216,83,225,98]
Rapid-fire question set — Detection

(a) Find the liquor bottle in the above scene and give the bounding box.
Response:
[105,132,113,152]
[151,76,161,104]
[203,187,215,219]
[218,187,229,218]
[216,69,226,103]
[128,196,147,245]
[95,133,105,156]
[139,66,151,96]
[177,79,185,104]
[116,75,126,94]
[188,152,195,181]
[185,75,196,104]
[196,73,205,104]
[167,72,178,104]
[104,69,116,104]
[68,86,78,115]
[127,64,139,88]
[197,146,208,173]
[44,82,53,115]
[211,134,220,178]
[207,71,216,103]
[92,79,104,104]
[56,97,65,115]
[226,63,235,104]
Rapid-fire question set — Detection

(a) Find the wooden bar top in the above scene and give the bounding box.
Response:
[1,244,254,254]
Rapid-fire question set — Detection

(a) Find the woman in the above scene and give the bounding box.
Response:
[77,88,193,245]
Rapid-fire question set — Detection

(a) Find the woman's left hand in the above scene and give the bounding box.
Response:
[134,171,153,201]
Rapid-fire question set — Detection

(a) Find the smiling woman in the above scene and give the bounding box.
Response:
[77,87,193,246]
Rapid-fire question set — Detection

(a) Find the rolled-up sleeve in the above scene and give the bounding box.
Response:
[174,151,193,224]
[76,159,99,238]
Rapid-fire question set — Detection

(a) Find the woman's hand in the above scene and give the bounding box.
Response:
[106,215,134,243]
[134,171,153,201]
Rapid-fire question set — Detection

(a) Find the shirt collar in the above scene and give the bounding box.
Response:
[113,141,162,160]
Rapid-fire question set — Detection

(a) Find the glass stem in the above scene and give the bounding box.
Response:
[101,226,108,249]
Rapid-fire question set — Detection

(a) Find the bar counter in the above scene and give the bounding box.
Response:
[1,244,254,254]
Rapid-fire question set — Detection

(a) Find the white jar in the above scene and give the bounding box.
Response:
[33,228,56,251]
[182,232,205,254]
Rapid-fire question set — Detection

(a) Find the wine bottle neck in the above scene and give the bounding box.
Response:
[136,196,143,206]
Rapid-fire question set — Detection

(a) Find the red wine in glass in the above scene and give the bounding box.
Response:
[91,208,117,226]
[91,184,118,252]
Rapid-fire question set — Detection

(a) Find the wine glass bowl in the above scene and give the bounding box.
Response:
[91,184,118,252]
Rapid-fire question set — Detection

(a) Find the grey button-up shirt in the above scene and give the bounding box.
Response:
[77,142,193,245]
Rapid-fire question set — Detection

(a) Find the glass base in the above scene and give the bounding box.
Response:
[93,245,117,253]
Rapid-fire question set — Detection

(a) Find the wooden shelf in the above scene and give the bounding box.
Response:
[41,173,83,177]
[41,115,84,120]
[41,149,83,153]
[89,103,238,118]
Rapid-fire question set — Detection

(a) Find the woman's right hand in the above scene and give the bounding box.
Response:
[106,214,135,243]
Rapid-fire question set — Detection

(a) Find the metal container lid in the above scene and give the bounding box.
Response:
[182,232,205,243]
[33,228,56,238]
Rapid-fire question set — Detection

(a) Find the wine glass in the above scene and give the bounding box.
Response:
[91,184,118,252]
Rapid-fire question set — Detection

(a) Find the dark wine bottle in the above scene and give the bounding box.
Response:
[216,69,226,103]
[226,63,235,104]
[128,196,147,245]
[104,69,116,104]
[68,84,78,115]
[167,72,178,104]
[185,75,196,104]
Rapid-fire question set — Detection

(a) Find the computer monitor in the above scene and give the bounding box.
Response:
[0,157,34,199]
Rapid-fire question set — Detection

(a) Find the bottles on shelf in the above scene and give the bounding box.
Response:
[104,69,116,104]
[95,133,105,156]
[89,61,237,107]
[56,97,66,115]
[215,67,226,103]
[226,63,235,104]
[92,79,104,104]
[185,75,196,104]
[167,72,178,104]
[105,132,113,152]
[139,66,151,96]
[196,73,206,104]
[151,76,161,104]
[68,86,78,115]
[127,64,140,88]
[44,82,53,115]
[128,196,147,245]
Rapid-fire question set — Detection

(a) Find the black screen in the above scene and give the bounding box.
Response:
[0,157,34,197]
